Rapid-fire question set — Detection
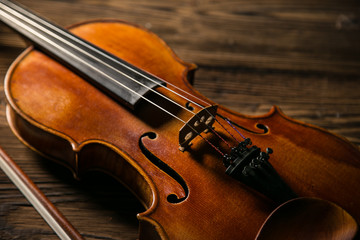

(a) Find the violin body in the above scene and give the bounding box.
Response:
[4,20,360,239]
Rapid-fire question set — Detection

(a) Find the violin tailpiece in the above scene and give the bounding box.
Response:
[223,138,297,204]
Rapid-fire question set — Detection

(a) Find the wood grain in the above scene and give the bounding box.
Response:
[0,0,359,239]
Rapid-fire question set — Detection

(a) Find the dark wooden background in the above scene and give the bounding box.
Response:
[0,0,359,239]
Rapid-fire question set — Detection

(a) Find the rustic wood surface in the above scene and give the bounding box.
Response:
[0,0,359,239]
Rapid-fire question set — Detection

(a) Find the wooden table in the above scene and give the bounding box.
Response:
[0,0,359,239]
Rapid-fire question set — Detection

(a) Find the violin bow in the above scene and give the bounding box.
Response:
[0,146,84,240]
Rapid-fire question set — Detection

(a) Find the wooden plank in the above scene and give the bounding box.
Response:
[0,0,359,239]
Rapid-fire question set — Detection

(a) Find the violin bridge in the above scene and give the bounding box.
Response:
[179,105,218,151]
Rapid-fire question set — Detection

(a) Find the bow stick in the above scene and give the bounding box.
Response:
[0,146,84,240]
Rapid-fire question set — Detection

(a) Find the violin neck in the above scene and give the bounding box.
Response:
[0,0,164,108]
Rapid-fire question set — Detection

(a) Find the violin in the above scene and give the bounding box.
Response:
[0,0,359,239]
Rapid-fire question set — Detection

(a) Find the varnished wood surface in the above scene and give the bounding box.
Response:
[0,0,359,239]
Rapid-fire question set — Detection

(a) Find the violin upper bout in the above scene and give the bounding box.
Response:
[70,19,198,87]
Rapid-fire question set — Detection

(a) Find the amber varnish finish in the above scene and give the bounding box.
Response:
[4,20,360,239]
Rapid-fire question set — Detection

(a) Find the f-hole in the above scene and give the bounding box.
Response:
[139,132,189,204]
[256,123,269,133]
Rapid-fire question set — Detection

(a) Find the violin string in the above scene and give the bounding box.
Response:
[213,117,241,144]
[0,7,187,124]
[2,0,211,113]
[2,0,213,112]
[199,134,225,156]
[1,3,227,154]
[5,2,239,155]
[1,2,198,118]
[1,1,235,154]
[2,0,227,134]
[208,126,231,148]
[1,1,234,153]
[224,118,246,140]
